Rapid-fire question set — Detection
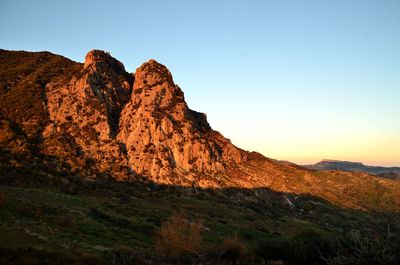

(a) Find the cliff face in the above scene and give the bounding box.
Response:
[0,49,246,184]
[41,50,133,179]
[117,59,246,184]
[1,49,400,211]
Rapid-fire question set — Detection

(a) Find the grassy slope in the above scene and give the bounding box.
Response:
[1,171,399,264]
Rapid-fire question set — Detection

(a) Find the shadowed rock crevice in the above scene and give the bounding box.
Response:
[83,50,134,138]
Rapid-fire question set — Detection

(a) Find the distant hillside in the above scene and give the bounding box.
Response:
[304,160,400,180]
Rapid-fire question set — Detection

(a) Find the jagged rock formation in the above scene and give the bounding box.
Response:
[0,49,246,184]
[1,49,400,211]
[117,59,246,185]
[42,50,134,179]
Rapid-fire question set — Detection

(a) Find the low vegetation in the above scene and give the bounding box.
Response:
[324,230,399,265]
[154,212,203,259]
[0,166,399,265]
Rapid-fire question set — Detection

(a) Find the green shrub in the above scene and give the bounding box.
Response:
[324,230,398,265]
[290,228,339,265]
[256,229,340,265]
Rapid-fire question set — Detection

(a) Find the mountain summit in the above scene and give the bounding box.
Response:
[1,49,400,211]
[117,58,246,184]
[0,49,246,186]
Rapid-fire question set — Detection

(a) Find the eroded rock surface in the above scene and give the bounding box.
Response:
[1,49,246,183]
[118,59,246,184]
[42,50,134,179]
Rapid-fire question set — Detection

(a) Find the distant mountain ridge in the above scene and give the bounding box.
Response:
[304,160,400,180]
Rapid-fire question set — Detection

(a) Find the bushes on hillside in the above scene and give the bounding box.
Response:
[324,230,399,265]
[218,235,248,264]
[154,213,250,264]
[154,213,203,259]
[290,228,339,265]
[256,228,339,265]
[153,212,399,265]
[255,228,400,265]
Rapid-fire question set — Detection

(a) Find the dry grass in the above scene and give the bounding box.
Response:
[154,212,203,258]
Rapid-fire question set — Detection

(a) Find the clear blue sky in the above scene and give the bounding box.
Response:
[1,0,399,166]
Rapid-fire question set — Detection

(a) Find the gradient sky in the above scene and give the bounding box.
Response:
[1,0,399,166]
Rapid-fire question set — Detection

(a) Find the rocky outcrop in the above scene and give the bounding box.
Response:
[0,49,247,183]
[117,59,246,184]
[2,49,400,212]
[41,50,134,179]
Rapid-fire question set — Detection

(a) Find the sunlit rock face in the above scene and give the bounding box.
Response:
[2,49,246,183]
[2,49,400,213]
[118,59,247,185]
[42,50,134,179]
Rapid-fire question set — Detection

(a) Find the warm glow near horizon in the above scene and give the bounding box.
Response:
[197,86,400,167]
[211,117,400,167]
[251,135,400,167]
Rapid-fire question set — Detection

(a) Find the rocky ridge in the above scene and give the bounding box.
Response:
[0,49,246,185]
[1,49,400,211]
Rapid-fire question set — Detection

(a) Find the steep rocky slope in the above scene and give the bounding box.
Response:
[117,59,246,184]
[1,49,400,211]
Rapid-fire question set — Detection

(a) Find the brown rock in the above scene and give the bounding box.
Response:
[117,59,247,184]
[42,50,134,179]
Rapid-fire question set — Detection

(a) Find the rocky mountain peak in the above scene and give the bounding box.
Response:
[117,57,247,184]
[83,50,125,72]
[135,59,174,87]
[131,59,185,111]
[2,49,400,212]
[0,49,247,184]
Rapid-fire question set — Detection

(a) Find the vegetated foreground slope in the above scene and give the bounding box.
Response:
[1,49,400,212]
[0,173,399,265]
